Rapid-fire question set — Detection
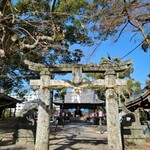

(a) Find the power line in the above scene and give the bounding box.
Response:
[84,40,103,64]
[120,41,144,60]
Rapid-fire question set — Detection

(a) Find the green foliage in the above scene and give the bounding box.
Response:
[127,78,141,94]
[142,34,150,52]
[56,0,88,14]
[54,88,67,100]
[65,25,92,45]
[118,67,134,79]
[146,74,150,87]
[140,110,149,122]
[0,0,93,94]
[85,57,141,101]
[16,0,50,13]
[86,57,134,80]
[86,62,105,79]
[50,105,56,119]
[2,109,10,118]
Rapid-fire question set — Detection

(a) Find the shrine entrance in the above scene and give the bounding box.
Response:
[25,59,132,150]
[53,91,105,124]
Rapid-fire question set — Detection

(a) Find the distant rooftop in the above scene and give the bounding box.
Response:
[0,93,21,108]
[126,87,150,110]
[54,91,104,104]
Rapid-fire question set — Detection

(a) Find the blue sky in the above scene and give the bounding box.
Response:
[79,33,150,88]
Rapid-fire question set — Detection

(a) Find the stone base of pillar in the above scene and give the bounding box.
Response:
[123,125,145,144]
[17,128,35,143]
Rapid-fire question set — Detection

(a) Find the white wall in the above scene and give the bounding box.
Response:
[11,90,39,116]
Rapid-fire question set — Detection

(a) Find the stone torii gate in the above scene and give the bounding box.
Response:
[25,59,132,150]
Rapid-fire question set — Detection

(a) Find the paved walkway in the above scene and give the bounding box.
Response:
[50,123,108,150]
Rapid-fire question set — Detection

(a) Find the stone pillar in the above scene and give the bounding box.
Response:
[125,108,146,143]
[72,66,82,84]
[105,69,123,150]
[35,71,51,150]
[133,108,141,126]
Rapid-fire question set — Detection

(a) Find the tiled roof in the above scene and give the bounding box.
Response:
[126,88,149,103]
[0,93,21,108]
[126,87,150,108]
[54,91,104,104]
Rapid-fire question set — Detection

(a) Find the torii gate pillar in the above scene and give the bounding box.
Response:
[105,69,122,150]
[35,71,51,150]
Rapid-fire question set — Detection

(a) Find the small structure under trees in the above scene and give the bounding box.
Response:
[121,86,150,143]
[0,93,20,118]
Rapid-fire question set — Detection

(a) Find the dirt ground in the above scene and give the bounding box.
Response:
[125,139,150,150]
[0,118,149,150]
[0,134,149,150]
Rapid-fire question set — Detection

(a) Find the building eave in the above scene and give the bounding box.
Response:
[0,93,21,108]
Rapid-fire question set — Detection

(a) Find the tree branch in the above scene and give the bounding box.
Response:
[134,19,150,46]
[50,0,56,12]
[123,0,150,47]
[0,49,5,57]
[115,22,129,43]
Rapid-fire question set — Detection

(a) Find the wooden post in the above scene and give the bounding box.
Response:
[35,71,51,150]
[105,69,123,150]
